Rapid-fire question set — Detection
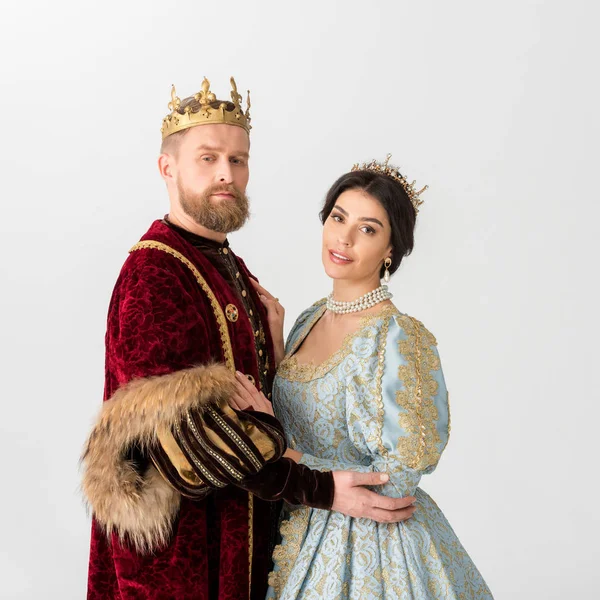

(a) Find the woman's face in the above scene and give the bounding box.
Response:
[322,188,392,283]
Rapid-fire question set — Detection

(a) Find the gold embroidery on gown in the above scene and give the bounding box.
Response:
[395,315,447,470]
[267,303,492,600]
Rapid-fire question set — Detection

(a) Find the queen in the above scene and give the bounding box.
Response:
[232,156,494,599]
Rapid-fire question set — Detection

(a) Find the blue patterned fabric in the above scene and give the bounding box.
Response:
[266,301,493,599]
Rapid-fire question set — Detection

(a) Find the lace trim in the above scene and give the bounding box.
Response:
[395,315,442,470]
[374,314,392,457]
[277,305,399,383]
[268,507,310,598]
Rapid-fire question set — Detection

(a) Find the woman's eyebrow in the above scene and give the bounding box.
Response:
[360,217,384,227]
[333,205,383,228]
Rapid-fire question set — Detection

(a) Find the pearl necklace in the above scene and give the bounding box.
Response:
[326,285,393,314]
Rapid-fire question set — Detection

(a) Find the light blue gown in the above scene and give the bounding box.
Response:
[266,301,493,600]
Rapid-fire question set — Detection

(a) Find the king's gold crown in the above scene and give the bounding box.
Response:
[161,76,251,139]
[352,154,428,214]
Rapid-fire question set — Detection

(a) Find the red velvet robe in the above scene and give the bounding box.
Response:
[85,221,326,599]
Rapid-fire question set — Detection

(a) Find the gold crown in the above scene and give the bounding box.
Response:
[161,76,251,139]
[351,154,428,213]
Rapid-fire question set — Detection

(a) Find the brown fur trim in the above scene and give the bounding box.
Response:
[81,363,235,553]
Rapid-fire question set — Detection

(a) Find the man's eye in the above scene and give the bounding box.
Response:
[201,156,215,162]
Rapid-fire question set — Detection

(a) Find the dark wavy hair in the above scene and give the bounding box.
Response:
[319,170,417,278]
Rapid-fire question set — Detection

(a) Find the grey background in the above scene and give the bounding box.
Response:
[0,0,598,598]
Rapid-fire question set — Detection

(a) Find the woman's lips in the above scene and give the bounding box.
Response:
[329,250,353,265]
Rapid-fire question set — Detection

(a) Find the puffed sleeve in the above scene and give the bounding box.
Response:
[370,314,450,477]
[298,314,450,497]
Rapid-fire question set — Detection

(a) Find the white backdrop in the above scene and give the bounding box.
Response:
[1,1,598,598]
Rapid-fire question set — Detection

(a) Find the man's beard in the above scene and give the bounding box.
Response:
[177,180,250,234]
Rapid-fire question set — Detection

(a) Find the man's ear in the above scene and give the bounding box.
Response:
[158,153,175,182]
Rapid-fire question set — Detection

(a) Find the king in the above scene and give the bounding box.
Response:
[82,77,411,600]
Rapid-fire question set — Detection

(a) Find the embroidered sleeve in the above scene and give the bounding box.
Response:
[372,315,450,476]
[296,315,450,486]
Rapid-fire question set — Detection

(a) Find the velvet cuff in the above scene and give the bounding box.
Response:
[239,457,335,510]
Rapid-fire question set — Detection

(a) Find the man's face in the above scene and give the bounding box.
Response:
[165,124,251,233]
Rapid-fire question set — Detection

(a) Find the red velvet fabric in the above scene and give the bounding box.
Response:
[88,220,278,600]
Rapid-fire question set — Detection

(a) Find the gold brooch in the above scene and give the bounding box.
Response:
[225,304,239,323]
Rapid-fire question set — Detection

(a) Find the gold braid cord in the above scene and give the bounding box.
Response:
[130,241,235,371]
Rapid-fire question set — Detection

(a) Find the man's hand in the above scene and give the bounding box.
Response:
[331,471,416,523]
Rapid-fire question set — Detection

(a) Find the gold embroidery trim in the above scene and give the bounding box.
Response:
[268,507,310,598]
[413,317,425,466]
[185,412,244,481]
[395,315,442,470]
[129,240,235,372]
[278,305,399,383]
[208,406,263,471]
[173,421,227,488]
[156,427,204,486]
[374,314,392,458]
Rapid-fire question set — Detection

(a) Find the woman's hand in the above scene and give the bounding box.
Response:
[228,371,275,417]
[250,279,285,366]
[284,448,303,463]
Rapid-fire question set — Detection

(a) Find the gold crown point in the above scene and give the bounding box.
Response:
[230,77,243,110]
[199,78,215,106]
[168,85,181,113]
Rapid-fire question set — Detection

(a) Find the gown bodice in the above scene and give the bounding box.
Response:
[265,300,493,600]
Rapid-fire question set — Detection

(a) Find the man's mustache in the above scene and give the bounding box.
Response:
[205,184,243,200]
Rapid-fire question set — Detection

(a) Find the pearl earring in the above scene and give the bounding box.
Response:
[383,258,392,283]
